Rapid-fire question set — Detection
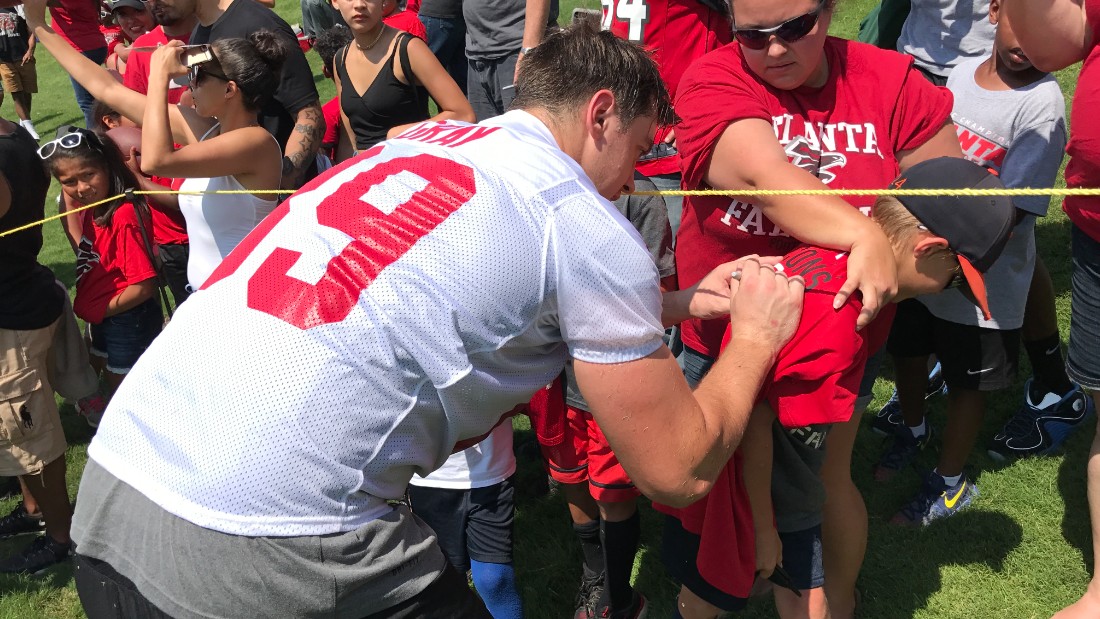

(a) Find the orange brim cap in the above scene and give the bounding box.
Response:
[958,255,992,321]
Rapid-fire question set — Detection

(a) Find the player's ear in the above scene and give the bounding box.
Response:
[912,234,950,259]
[585,89,616,142]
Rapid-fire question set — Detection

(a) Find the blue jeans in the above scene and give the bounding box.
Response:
[467,53,519,122]
[300,0,344,39]
[72,47,108,128]
[420,14,467,95]
[680,346,716,389]
[1069,225,1100,391]
[89,298,162,374]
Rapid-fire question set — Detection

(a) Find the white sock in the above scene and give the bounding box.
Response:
[907,419,927,438]
[19,119,38,139]
[935,470,962,487]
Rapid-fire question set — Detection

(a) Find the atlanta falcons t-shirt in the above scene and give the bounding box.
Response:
[601,0,733,177]
[72,203,158,325]
[674,37,952,357]
[85,111,666,537]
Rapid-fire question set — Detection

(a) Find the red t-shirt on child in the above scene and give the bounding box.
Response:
[673,37,951,357]
[655,247,894,598]
[73,202,158,324]
[384,9,427,40]
[148,175,189,246]
[322,96,340,157]
[1063,0,1100,241]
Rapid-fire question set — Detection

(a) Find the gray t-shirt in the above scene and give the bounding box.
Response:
[564,173,676,411]
[897,0,996,78]
[919,56,1067,329]
[463,0,558,59]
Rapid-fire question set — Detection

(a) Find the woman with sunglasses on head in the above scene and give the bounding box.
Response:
[25,0,285,292]
[660,0,962,618]
[39,126,161,398]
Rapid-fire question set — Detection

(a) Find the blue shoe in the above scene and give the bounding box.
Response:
[874,424,933,482]
[988,380,1095,461]
[870,362,947,436]
[890,472,978,527]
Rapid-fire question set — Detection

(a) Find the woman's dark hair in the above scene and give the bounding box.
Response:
[512,16,677,128]
[211,30,291,111]
[44,127,146,228]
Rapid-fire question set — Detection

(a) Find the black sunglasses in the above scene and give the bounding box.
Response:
[187,62,230,89]
[733,3,825,51]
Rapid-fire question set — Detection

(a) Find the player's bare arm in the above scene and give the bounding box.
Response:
[575,260,805,507]
[1003,0,1091,71]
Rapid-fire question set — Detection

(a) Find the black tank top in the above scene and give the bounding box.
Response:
[336,33,431,151]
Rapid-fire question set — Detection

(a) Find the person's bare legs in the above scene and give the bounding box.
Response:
[1054,396,1100,619]
[821,413,864,619]
[675,586,723,619]
[10,92,31,123]
[19,456,71,544]
[936,389,985,478]
[896,355,933,428]
[775,586,831,619]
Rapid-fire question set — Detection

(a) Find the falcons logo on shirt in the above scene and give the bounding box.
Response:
[75,236,100,283]
[784,136,847,184]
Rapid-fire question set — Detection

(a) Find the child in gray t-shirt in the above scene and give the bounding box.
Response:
[877,0,1091,527]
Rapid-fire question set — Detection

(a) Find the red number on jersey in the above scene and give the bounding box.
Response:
[206,150,477,330]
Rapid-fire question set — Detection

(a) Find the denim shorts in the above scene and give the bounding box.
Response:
[680,345,716,388]
[778,524,825,590]
[1068,225,1100,391]
[89,299,162,374]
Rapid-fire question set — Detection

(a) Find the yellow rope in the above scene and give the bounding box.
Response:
[2,186,1097,239]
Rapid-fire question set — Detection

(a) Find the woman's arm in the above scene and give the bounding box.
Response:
[102,278,156,318]
[896,122,963,171]
[333,67,358,161]
[387,36,475,138]
[705,119,898,330]
[1004,0,1091,72]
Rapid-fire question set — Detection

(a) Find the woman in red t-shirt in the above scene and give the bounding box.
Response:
[40,127,161,398]
[665,0,961,617]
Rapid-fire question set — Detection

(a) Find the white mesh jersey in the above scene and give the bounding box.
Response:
[88,111,666,536]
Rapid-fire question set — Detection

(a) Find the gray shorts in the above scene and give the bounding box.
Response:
[72,459,450,618]
[1069,225,1100,391]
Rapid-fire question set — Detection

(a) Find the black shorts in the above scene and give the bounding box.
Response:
[887,299,1020,391]
[157,243,191,306]
[407,476,515,571]
[778,525,825,590]
[660,515,749,612]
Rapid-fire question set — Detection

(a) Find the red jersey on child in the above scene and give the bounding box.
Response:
[74,202,159,325]
[123,27,191,104]
[322,97,341,158]
[148,175,189,246]
[674,37,951,357]
[602,0,732,177]
[384,9,427,40]
[1063,0,1100,242]
[655,246,894,597]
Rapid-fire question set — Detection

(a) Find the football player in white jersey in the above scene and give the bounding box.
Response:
[67,21,814,618]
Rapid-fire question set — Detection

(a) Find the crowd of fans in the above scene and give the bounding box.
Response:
[1,0,1099,618]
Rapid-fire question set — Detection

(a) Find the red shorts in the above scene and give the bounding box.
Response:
[539,405,639,503]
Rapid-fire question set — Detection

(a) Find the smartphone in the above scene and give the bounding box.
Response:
[182,45,214,67]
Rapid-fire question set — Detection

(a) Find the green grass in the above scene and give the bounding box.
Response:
[3,1,1091,617]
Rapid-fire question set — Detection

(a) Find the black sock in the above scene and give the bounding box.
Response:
[574,519,604,578]
[599,511,641,611]
[1024,333,1073,397]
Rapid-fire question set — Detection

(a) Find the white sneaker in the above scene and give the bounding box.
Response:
[19,120,38,141]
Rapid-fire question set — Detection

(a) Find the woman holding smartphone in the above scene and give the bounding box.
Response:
[332,0,473,157]
[26,0,286,291]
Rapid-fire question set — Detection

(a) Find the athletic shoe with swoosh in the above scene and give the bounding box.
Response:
[890,472,978,527]
[987,380,1095,461]
[870,362,947,437]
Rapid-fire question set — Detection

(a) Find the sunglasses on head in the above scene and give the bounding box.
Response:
[733,2,825,51]
[37,127,101,160]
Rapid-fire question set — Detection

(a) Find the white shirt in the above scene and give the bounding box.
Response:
[409,423,516,490]
[89,111,665,536]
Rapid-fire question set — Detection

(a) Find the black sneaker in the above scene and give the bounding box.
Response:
[988,380,1095,461]
[874,425,933,482]
[573,570,605,619]
[0,535,72,575]
[0,503,45,539]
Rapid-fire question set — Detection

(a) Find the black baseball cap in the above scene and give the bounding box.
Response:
[108,0,147,12]
[890,157,1015,320]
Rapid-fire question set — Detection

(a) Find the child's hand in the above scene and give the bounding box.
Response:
[20,49,33,66]
[123,147,145,178]
[755,525,783,579]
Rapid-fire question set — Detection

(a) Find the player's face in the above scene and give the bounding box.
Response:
[732,0,832,90]
[593,114,657,201]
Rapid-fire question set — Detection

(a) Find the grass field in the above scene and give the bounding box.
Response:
[0,0,1092,617]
